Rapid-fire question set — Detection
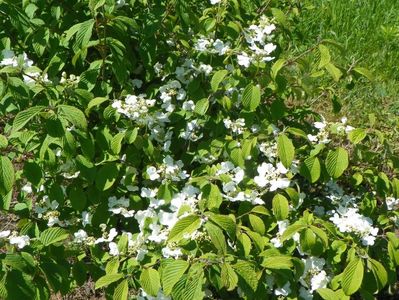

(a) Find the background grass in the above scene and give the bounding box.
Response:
[294,0,399,128]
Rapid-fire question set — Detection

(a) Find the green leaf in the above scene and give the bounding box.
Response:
[353,67,374,81]
[318,44,331,68]
[271,58,286,80]
[348,128,367,144]
[40,227,69,246]
[113,279,128,300]
[95,163,120,191]
[210,70,228,92]
[111,132,125,155]
[310,225,329,249]
[248,214,265,235]
[342,257,364,295]
[326,147,349,178]
[205,222,227,254]
[194,98,209,116]
[280,223,306,242]
[86,97,108,114]
[392,178,399,199]
[95,273,123,289]
[325,62,343,82]
[0,156,15,196]
[233,260,258,293]
[277,134,295,168]
[0,135,8,149]
[168,215,201,243]
[242,83,261,111]
[140,268,160,297]
[317,288,337,300]
[262,256,293,270]
[272,194,289,220]
[300,156,321,183]
[209,214,236,240]
[68,185,87,211]
[58,105,87,130]
[368,259,387,291]
[74,19,95,50]
[221,263,238,291]
[162,260,189,295]
[12,106,46,132]
[203,183,222,211]
[182,263,205,300]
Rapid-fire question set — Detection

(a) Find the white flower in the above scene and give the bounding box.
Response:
[82,211,92,227]
[147,166,160,181]
[109,242,120,256]
[213,39,230,55]
[386,197,399,210]
[210,0,222,4]
[0,230,10,238]
[310,270,329,291]
[195,38,212,52]
[9,235,30,249]
[74,229,88,243]
[275,282,291,296]
[132,79,143,88]
[162,246,182,258]
[21,183,33,194]
[237,53,251,68]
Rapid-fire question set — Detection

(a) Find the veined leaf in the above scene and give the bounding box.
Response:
[272,194,289,220]
[221,263,238,291]
[205,222,227,254]
[262,256,293,270]
[140,268,160,297]
[348,128,366,144]
[277,134,295,168]
[113,279,128,300]
[58,105,87,130]
[162,260,189,295]
[194,98,209,115]
[325,62,343,82]
[12,106,46,132]
[368,259,388,291]
[242,83,261,111]
[318,44,331,68]
[342,257,364,295]
[40,227,69,246]
[168,215,201,243]
[210,70,228,92]
[271,58,286,80]
[326,147,349,178]
[300,156,320,183]
[0,156,15,196]
[95,273,123,289]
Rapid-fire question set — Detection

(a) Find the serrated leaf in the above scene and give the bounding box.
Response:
[205,222,227,254]
[111,132,125,155]
[182,263,205,300]
[242,83,261,111]
[58,105,87,130]
[368,259,387,291]
[300,156,321,183]
[221,263,238,291]
[326,147,349,178]
[74,19,95,50]
[353,67,374,81]
[317,288,337,300]
[0,135,8,149]
[325,62,343,82]
[272,193,289,220]
[310,225,329,249]
[40,227,69,246]
[194,98,209,116]
[280,223,306,242]
[12,106,46,132]
[95,273,123,289]
[168,215,201,243]
[0,156,15,196]
[262,256,293,269]
[140,268,160,297]
[86,97,108,114]
[248,214,265,235]
[209,214,236,240]
[162,260,189,295]
[210,70,228,92]
[95,163,119,191]
[342,257,364,295]
[318,44,331,68]
[233,260,258,292]
[271,58,286,80]
[277,134,295,168]
[113,279,128,300]
[348,128,366,144]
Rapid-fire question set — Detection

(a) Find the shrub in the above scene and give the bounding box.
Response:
[0,0,398,299]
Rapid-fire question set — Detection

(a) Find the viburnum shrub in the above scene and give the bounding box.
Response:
[0,0,398,299]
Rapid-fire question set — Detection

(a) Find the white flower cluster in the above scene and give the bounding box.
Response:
[34,196,63,227]
[329,207,378,246]
[270,220,299,248]
[254,162,291,191]
[386,197,399,210]
[146,155,189,182]
[112,94,156,125]
[108,196,135,218]
[223,118,246,135]
[307,120,330,144]
[299,257,330,298]
[237,16,276,67]
[0,230,30,249]
[194,37,231,56]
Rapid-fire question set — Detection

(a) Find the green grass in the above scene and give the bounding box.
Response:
[295,0,399,125]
